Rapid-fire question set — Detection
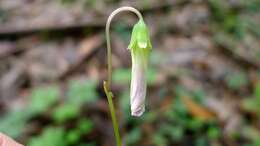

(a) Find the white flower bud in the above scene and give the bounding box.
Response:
[128,19,152,117]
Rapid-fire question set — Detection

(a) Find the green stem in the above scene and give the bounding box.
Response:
[104,6,143,146]
[104,81,122,146]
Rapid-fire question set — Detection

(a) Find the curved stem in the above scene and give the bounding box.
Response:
[104,6,143,146]
[106,6,143,90]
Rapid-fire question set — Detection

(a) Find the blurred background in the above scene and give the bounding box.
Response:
[0,0,260,146]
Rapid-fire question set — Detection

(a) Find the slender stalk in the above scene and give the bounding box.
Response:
[103,81,122,146]
[104,6,143,146]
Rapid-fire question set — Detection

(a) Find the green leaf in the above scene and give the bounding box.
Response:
[28,127,66,146]
[254,139,260,146]
[52,103,80,123]
[67,79,98,104]
[243,97,260,115]
[66,129,81,145]
[77,118,94,134]
[207,126,220,139]
[29,85,60,114]
[0,109,31,138]
[187,118,204,131]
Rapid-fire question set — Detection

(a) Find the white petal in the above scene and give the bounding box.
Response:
[130,62,147,117]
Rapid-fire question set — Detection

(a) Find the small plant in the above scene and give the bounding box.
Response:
[28,127,66,146]
[0,85,60,138]
[29,85,60,114]
[103,6,152,146]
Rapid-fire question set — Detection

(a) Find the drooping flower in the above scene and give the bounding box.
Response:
[128,19,152,117]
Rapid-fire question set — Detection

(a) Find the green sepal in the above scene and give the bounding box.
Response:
[128,19,152,51]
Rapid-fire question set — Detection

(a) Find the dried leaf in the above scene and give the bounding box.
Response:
[181,96,215,121]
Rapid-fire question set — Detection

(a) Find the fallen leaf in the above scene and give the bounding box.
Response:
[181,96,216,121]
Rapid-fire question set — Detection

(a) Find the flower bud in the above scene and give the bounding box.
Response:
[128,19,152,117]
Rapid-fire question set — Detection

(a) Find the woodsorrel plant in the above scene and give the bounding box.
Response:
[103,6,152,146]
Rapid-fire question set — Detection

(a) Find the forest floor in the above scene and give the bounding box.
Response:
[0,0,260,146]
